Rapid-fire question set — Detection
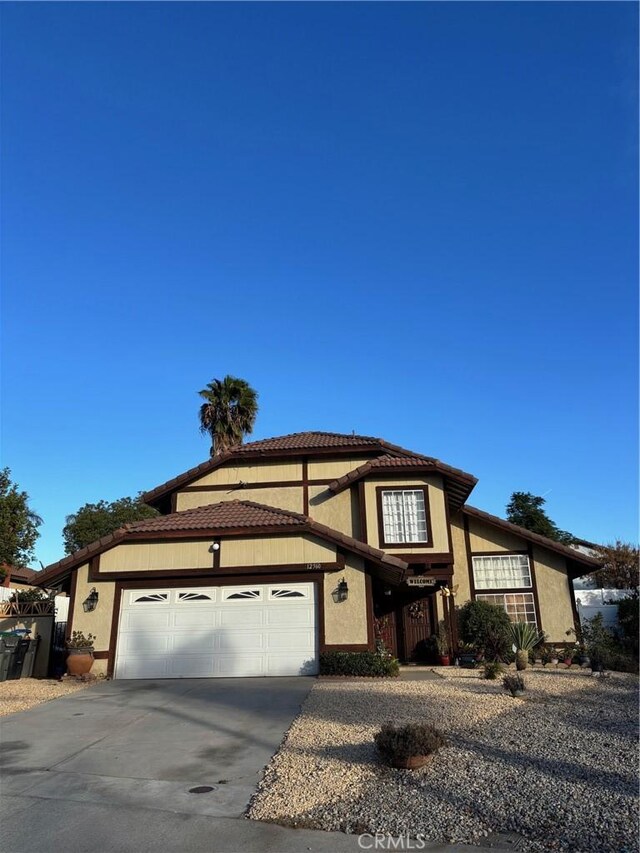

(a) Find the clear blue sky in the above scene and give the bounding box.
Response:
[1,2,637,567]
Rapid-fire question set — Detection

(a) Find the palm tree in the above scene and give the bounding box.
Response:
[198,376,259,457]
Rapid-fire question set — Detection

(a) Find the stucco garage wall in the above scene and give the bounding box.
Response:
[323,554,368,647]
[219,535,336,568]
[101,541,214,572]
[363,476,450,553]
[71,563,115,677]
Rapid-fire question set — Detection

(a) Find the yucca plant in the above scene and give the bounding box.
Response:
[509,622,544,671]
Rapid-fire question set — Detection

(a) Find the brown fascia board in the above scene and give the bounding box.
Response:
[462,505,603,570]
[140,441,417,508]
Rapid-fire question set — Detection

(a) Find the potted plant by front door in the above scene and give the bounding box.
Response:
[66,630,96,676]
[374,722,448,770]
[436,620,450,666]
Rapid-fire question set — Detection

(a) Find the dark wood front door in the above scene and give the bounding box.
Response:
[399,594,435,662]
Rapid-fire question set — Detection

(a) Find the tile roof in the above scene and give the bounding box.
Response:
[230,431,386,452]
[36,500,408,586]
[2,565,39,584]
[122,501,307,533]
[462,506,602,569]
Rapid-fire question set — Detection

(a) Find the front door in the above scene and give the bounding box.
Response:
[399,593,435,662]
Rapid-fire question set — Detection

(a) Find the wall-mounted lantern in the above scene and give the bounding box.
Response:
[336,578,349,603]
[83,588,99,612]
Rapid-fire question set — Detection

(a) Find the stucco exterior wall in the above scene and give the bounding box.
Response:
[363,476,450,553]
[308,456,374,480]
[308,486,358,537]
[468,518,527,552]
[532,546,574,643]
[101,542,214,572]
[71,563,116,670]
[188,460,302,487]
[176,486,303,513]
[323,554,368,646]
[219,535,336,568]
[450,511,472,605]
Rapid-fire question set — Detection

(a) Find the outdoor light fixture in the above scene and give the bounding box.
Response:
[83,588,99,613]
[336,578,349,603]
[212,542,220,551]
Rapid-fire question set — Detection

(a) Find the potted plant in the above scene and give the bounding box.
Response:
[374,722,448,770]
[563,648,574,667]
[508,622,544,671]
[66,630,96,676]
[550,650,559,666]
[436,620,450,666]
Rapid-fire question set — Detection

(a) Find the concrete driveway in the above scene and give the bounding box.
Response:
[0,677,366,852]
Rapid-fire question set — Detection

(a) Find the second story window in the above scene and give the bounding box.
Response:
[380,488,429,545]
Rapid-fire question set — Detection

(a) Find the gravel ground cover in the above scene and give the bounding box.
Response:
[247,671,639,852]
[0,678,92,716]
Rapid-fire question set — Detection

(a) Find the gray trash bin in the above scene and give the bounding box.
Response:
[20,637,40,678]
[7,638,30,680]
[0,635,20,681]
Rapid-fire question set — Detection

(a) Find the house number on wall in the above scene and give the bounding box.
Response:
[306,563,322,570]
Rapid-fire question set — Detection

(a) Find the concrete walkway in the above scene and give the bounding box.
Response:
[0,678,490,852]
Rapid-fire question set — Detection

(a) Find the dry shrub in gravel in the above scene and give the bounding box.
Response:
[374,722,447,763]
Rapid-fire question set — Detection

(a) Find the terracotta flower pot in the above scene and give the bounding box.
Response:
[391,754,435,770]
[67,648,94,676]
[439,655,450,666]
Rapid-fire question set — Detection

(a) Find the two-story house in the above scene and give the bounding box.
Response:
[36,432,600,679]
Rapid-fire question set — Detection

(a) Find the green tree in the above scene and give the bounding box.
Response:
[590,541,639,595]
[63,496,159,555]
[0,468,42,567]
[198,375,259,457]
[506,492,574,544]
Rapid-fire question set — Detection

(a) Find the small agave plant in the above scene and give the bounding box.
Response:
[509,622,544,671]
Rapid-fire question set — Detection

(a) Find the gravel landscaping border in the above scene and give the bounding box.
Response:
[0,678,94,716]
[247,671,639,852]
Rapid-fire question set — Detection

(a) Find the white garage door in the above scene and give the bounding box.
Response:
[114,582,318,679]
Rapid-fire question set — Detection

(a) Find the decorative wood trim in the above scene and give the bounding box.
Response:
[317,574,326,652]
[179,478,334,493]
[473,586,536,595]
[66,567,78,639]
[321,644,370,652]
[302,459,309,516]
[213,541,221,571]
[470,549,529,557]
[365,573,375,651]
[336,549,346,571]
[527,544,544,633]
[107,582,123,678]
[463,514,476,600]
[443,493,455,555]
[375,486,433,550]
[568,571,580,634]
[395,553,453,565]
[357,481,367,543]
[89,562,340,582]
[93,651,110,659]
[170,492,177,513]
[123,525,306,542]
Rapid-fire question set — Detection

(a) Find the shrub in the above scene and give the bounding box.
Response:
[484,661,505,680]
[319,651,399,677]
[374,722,447,762]
[457,600,511,661]
[9,587,48,602]
[600,651,639,674]
[503,673,525,697]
